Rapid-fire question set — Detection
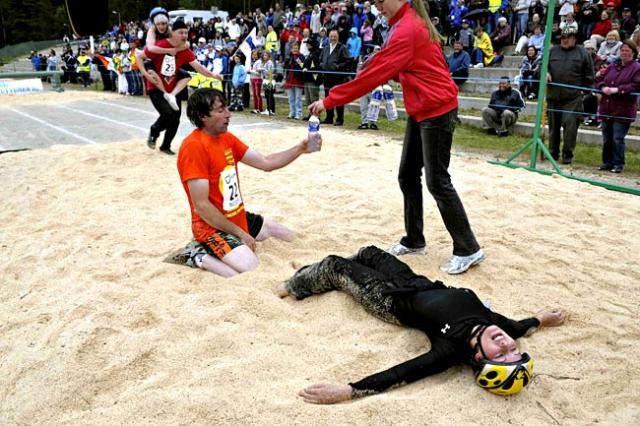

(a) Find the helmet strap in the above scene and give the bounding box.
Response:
[470,325,489,360]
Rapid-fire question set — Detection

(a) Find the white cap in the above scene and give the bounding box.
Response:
[198,37,206,44]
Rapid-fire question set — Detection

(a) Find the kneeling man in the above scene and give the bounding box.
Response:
[481,76,525,137]
[178,88,320,277]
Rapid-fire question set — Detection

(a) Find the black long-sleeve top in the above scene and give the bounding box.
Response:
[349,287,539,396]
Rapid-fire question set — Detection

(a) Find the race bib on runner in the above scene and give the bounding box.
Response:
[161,55,176,78]
[220,166,242,211]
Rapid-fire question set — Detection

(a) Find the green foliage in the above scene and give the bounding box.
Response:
[1,0,66,46]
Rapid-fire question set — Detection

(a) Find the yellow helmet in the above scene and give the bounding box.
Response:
[473,353,534,396]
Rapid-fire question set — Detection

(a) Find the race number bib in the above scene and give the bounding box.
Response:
[220,166,242,211]
[161,55,176,78]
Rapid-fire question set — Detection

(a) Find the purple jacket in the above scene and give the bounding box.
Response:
[595,60,640,122]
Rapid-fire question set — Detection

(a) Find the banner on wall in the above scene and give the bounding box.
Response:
[0,79,43,94]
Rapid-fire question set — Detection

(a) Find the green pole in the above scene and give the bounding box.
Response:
[529,0,556,168]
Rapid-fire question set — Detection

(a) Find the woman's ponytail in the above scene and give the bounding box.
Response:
[412,0,446,44]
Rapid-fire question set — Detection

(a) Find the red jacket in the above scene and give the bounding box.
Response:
[323,3,458,121]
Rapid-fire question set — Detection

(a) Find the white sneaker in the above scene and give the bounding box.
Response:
[440,249,485,275]
[259,109,270,115]
[387,243,427,257]
[163,93,179,111]
[473,63,484,69]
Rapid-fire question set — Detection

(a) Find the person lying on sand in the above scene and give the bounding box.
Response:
[176,88,320,278]
[277,246,566,403]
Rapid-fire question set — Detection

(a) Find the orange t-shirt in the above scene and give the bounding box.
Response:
[177,129,250,242]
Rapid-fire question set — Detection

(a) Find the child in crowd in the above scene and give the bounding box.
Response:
[250,50,265,114]
[230,53,247,111]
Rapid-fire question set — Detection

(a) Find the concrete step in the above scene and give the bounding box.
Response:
[468,66,520,81]
[458,114,640,149]
[499,55,525,68]
[458,80,503,95]
[456,95,640,129]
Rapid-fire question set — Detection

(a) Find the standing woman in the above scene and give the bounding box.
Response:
[310,0,484,275]
[284,42,305,120]
[594,40,640,174]
[260,50,276,116]
[249,50,264,114]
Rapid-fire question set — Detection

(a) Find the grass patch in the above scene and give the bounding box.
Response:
[266,97,640,175]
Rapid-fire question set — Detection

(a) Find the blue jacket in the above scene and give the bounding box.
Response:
[346,29,362,58]
[447,50,471,74]
[232,63,247,87]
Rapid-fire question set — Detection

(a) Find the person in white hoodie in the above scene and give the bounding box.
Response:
[558,0,577,20]
[310,4,322,34]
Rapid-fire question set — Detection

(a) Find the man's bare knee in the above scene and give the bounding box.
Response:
[222,246,260,274]
[235,255,260,273]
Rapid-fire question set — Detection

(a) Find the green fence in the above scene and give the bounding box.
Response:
[0,39,61,63]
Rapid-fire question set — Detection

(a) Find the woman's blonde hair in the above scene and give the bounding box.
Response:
[607,30,620,41]
[411,0,446,44]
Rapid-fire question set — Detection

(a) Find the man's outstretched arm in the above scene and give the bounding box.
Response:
[240,137,318,172]
[298,341,456,405]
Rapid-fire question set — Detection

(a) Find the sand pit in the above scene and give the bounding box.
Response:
[1,94,639,425]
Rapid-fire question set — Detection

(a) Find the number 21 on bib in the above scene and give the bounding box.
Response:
[220,165,242,211]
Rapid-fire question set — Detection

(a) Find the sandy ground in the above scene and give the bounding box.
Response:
[1,92,639,425]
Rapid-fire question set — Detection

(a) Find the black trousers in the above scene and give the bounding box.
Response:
[99,70,112,91]
[264,86,276,113]
[398,109,480,256]
[323,85,344,123]
[547,97,582,161]
[149,90,182,150]
[285,246,409,324]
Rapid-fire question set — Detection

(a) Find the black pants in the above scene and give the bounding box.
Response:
[99,70,112,91]
[323,85,344,123]
[451,69,468,86]
[264,86,276,113]
[149,90,182,150]
[285,246,411,325]
[398,109,480,256]
[547,97,582,161]
[242,82,251,108]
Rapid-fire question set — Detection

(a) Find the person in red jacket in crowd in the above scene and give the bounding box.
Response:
[589,10,613,49]
[309,0,484,275]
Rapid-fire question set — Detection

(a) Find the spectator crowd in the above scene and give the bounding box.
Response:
[28,1,640,172]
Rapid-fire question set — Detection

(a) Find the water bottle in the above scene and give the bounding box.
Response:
[383,84,398,121]
[366,86,383,122]
[307,115,321,152]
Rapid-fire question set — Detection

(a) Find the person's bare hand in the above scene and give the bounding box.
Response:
[300,135,322,153]
[547,74,552,82]
[167,47,178,56]
[299,383,353,404]
[276,282,289,298]
[309,100,325,116]
[241,232,256,252]
[535,309,566,327]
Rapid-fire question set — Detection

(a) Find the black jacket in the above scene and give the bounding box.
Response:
[302,48,322,84]
[489,87,525,115]
[319,42,351,87]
